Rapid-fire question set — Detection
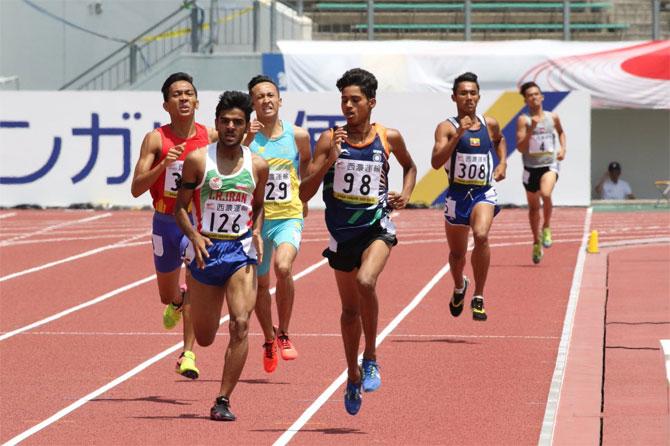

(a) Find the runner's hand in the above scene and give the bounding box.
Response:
[388,191,408,209]
[557,147,566,161]
[248,119,264,137]
[329,127,347,162]
[493,162,507,181]
[459,115,474,132]
[192,233,212,270]
[164,143,185,165]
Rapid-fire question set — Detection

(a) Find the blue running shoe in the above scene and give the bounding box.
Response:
[361,359,381,392]
[344,380,362,415]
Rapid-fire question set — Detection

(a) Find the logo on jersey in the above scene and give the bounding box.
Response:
[470,138,481,147]
[209,176,222,190]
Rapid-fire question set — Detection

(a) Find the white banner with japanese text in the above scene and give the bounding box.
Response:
[0,90,590,208]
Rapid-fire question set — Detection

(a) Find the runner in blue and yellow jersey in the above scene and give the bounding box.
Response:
[130,72,217,380]
[175,91,269,422]
[431,72,507,323]
[516,82,567,264]
[244,75,312,373]
[300,68,417,416]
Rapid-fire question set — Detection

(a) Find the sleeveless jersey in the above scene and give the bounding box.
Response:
[323,123,391,243]
[150,123,210,214]
[522,112,558,168]
[249,120,303,220]
[445,114,495,191]
[192,144,256,240]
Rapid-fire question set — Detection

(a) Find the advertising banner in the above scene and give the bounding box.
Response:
[0,90,590,208]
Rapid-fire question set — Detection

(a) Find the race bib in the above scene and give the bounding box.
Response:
[529,132,555,154]
[333,159,382,204]
[201,199,251,239]
[265,168,292,203]
[453,153,489,186]
[164,161,184,198]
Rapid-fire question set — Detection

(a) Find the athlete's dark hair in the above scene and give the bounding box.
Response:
[452,72,479,94]
[247,75,279,95]
[161,72,197,101]
[520,81,541,97]
[336,68,378,99]
[215,90,253,122]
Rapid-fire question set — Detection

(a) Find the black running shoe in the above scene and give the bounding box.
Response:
[449,276,469,317]
[210,396,236,421]
[471,297,487,321]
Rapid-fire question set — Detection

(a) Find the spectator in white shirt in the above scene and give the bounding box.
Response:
[595,161,635,199]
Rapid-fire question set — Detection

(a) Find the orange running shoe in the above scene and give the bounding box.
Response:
[277,332,298,360]
[262,338,278,373]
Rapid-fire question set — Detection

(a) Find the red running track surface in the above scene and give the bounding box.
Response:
[0,207,668,445]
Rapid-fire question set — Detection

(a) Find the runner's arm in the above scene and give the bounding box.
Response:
[251,154,269,264]
[131,130,178,197]
[487,116,507,181]
[299,127,345,202]
[387,129,417,209]
[431,120,460,169]
[294,126,313,215]
[175,150,210,269]
[553,114,567,160]
[515,115,531,154]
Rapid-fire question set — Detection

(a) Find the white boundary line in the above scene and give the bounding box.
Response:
[0,275,156,341]
[273,260,453,446]
[1,259,327,446]
[0,231,150,283]
[0,213,111,246]
[538,207,592,446]
[0,212,16,220]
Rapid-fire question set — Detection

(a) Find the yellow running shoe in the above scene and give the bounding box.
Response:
[532,242,543,264]
[163,302,182,329]
[542,227,553,248]
[176,350,199,380]
[163,285,186,330]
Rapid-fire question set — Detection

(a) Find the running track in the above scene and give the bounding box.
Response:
[0,208,668,445]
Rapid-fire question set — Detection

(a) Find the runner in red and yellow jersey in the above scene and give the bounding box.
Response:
[130,72,217,379]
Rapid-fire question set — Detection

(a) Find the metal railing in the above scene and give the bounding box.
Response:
[60,0,309,90]
[60,2,200,90]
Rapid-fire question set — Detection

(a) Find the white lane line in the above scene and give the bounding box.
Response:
[0,275,157,342]
[2,259,327,446]
[538,207,592,446]
[0,329,195,446]
[0,213,17,220]
[0,231,150,283]
[0,213,111,246]
[1,234,144,246]
[273,261,453,446]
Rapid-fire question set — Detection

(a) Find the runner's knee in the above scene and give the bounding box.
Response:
[472,230,489,247]
[228,316,249,341]
[341,306,360,324]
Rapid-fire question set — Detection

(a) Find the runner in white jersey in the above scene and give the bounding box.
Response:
[516,82,566,264]
[175,91,269,422]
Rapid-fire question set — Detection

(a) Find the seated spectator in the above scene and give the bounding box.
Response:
[595,161,635,199]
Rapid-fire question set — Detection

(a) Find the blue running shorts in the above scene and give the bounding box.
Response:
[443,186,501,226]
[258,218,304,276]
[152,212,189,273]
[185,232,258,287]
